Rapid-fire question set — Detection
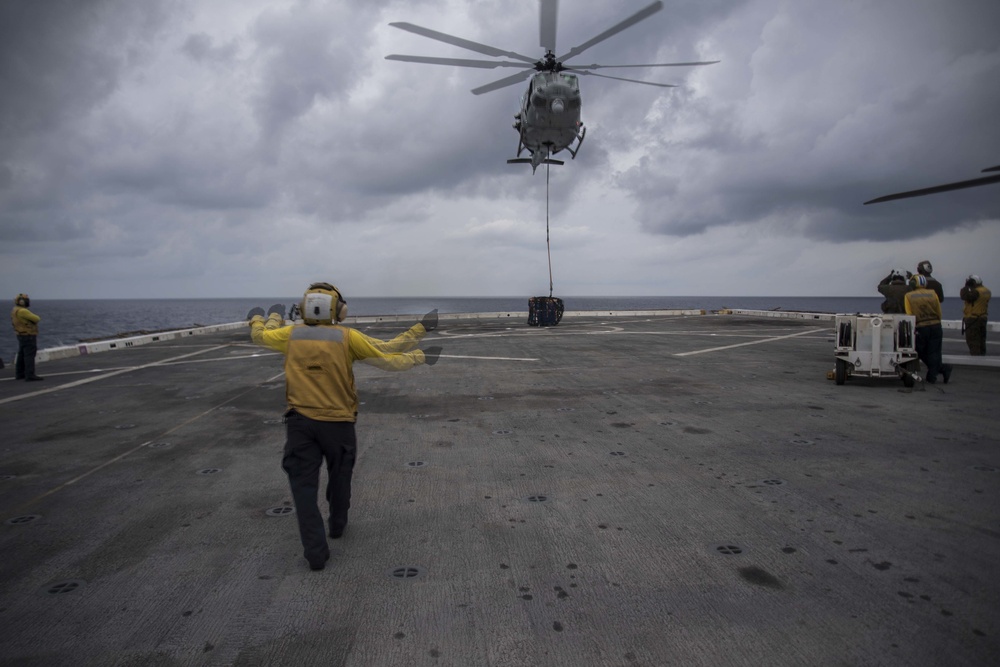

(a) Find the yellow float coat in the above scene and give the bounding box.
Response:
[11,306,40,336]
[904,287,942,327]
[962,286,990,319]
[251,318,427,422]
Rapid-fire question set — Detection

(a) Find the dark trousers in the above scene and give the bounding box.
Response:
[915,324,950,382]
[282,412,357,564]
[15,335,37,379]
[964,317,987,355]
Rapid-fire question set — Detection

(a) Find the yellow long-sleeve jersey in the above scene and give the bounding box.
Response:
[251,317,428,421]
[11,306,40,336]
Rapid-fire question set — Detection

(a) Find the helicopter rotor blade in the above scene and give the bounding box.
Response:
[386,54,535,70]
[569,60,720,70]
[565,69,677,88]
[540,0,559,53]
[557,1,663,63]
[983,165,1000,173]
[471,70,535,95]
[389,22,537,64]
[863,173,1000,205]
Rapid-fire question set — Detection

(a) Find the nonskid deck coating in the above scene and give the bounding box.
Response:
[0,313,997,666]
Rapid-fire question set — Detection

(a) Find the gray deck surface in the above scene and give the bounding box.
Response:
[1,313,998,666]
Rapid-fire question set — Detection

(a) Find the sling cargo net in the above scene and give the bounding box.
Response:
[528,297,564,327]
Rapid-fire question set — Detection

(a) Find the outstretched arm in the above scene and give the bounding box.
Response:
[351,328,427,371]
[249,312,293,353]
[362,323,428,354]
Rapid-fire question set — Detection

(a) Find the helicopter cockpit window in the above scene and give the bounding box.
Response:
[560,74,579,89]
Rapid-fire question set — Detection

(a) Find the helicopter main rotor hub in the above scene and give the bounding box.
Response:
[535,51,563,73]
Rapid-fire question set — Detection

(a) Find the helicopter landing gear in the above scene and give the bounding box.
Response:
[564,124,586,160]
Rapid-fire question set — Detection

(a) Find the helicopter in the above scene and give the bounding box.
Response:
[864,165,1000,204]
[386,0,718,173]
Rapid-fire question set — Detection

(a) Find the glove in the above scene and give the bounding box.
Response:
[267,303,286,319]
[423,346,443,366]
[267,311,283,322]
[421,309,439,332]
[247,306,265,322]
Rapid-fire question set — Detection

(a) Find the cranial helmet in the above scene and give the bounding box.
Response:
[300,282,347,325]
[917,260,933,276]
[911,275,928,288]
[968,274,982,286]
[14,293,29,307]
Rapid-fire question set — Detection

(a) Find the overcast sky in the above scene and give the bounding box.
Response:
[2,0,998,300]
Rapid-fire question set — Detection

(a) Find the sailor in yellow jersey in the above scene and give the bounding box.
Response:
[11,294,43,381]
[250,282,441,570]
[960,275,991,356]
[904,275,952,384]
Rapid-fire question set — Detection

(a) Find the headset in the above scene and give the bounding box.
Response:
[300,282,347,325]
[14,294,30,308]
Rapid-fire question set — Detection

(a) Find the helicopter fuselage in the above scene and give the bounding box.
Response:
[512,71,586,170]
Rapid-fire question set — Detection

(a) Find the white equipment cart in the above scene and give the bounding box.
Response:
[833,314,920,387]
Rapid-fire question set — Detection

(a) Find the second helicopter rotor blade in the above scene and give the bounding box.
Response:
[557,1,663,63]
[471,70,535,95]
[386,54,535,70]
[389,22,537,64]
[863,173,1000,204]
[540,0,558,53]
[569,60,720,70]
[565,69,677,87]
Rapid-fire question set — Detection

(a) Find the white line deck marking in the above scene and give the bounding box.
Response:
[13,369,286,512]
[0,345,231,405]
[439,354,538,361]
[675,328,825,356]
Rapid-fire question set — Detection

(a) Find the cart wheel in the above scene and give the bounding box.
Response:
[835,359,847,385]
[902,373,914,388]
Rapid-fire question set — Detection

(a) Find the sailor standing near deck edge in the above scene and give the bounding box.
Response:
[11,294,43,381]
[960,275,990,355]
[250,282,441,571]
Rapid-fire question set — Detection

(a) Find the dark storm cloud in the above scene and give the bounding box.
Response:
[614,0,1000,243]
[3,0,996,299]
[0,0,175,239]
[0,0,168,139]
[250,2,380,159]
[181,33,239,64]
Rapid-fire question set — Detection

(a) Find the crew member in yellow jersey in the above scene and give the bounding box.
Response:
[960,275,990,355]
[250,282,441,571]
[904,275,952,384]
[11,294,43,381]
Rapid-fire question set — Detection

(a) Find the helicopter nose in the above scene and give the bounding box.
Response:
[551,98,565,114]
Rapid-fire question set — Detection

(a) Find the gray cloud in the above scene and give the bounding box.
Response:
[1,0,997,300]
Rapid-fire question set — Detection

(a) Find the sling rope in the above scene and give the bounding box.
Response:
[546,162,554,298]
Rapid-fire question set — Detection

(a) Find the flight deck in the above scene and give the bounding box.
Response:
[1,312,997,666]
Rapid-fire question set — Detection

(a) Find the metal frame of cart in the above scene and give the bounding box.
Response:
[833,314,920,387]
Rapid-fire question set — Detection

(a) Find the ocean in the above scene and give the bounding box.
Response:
[2,295,968,366]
